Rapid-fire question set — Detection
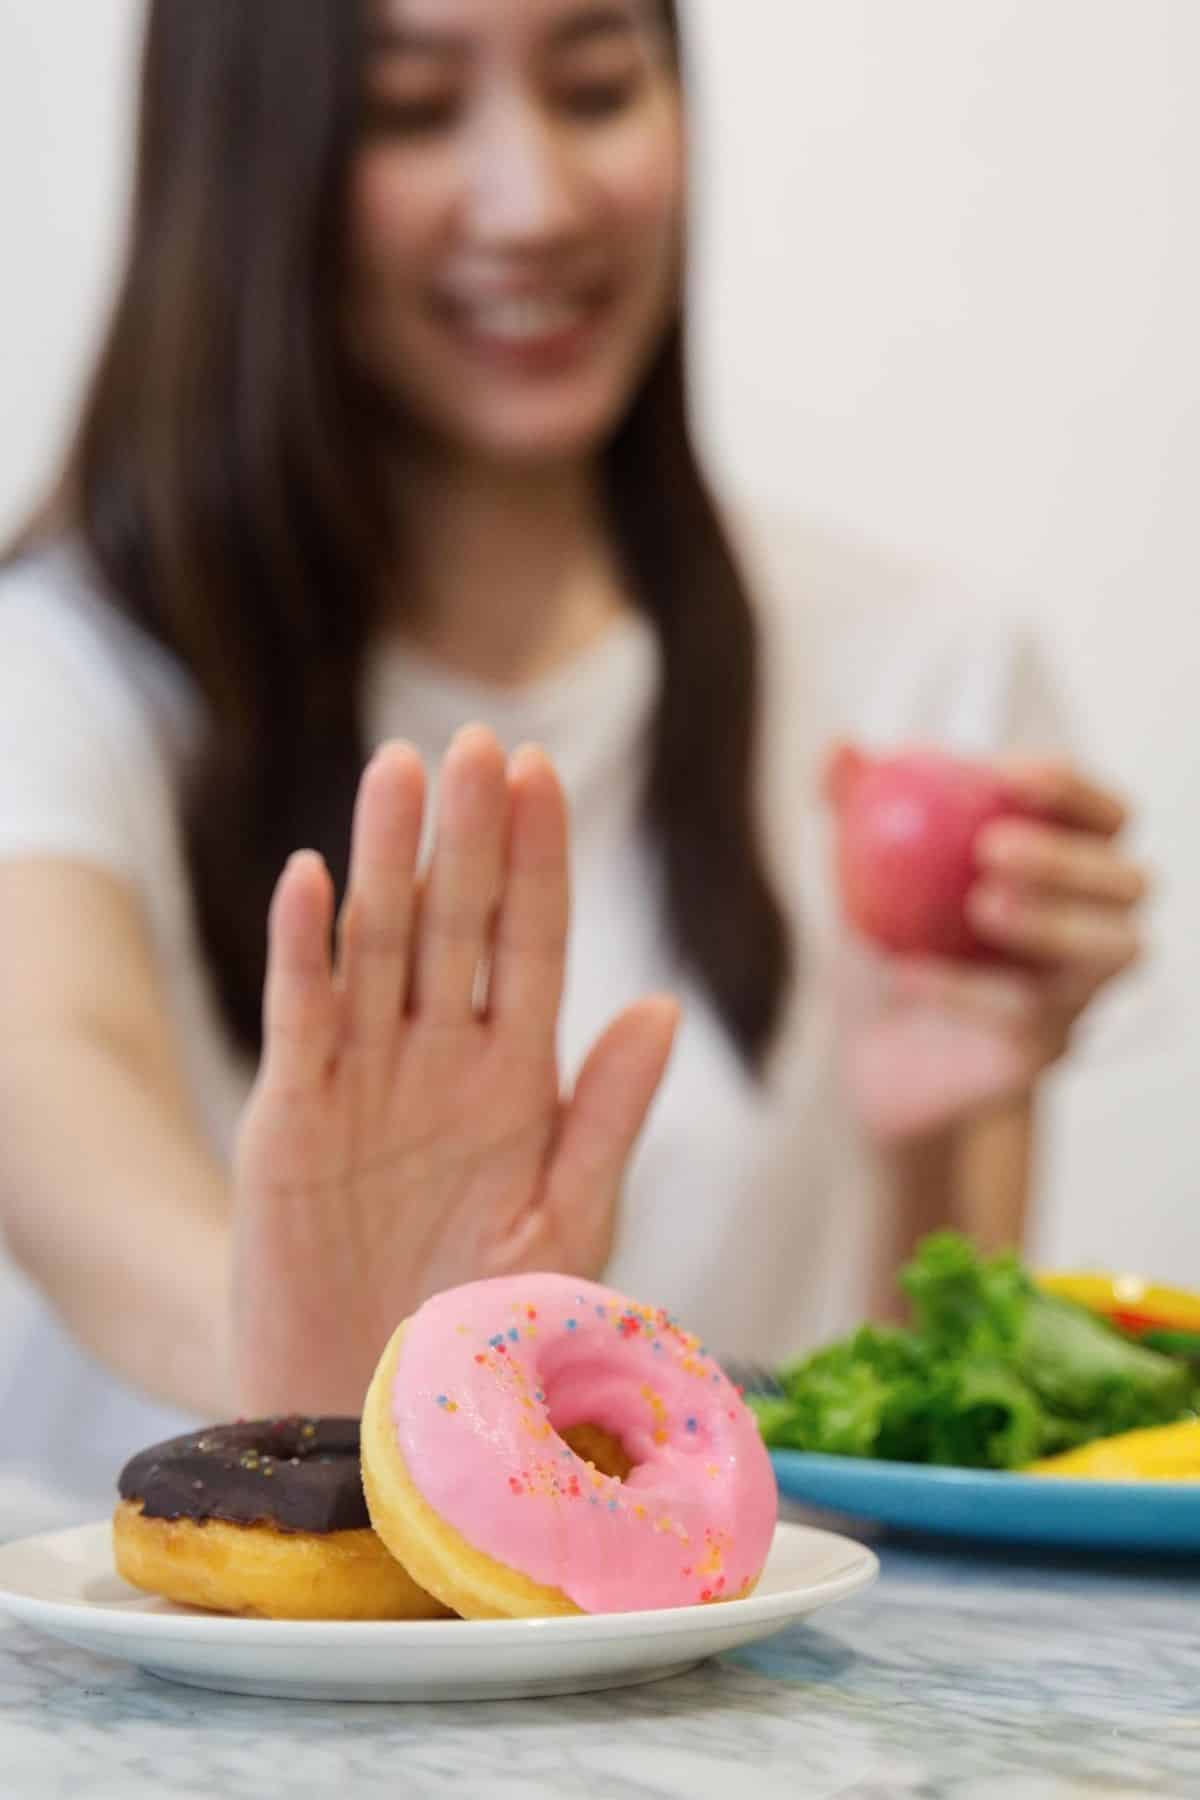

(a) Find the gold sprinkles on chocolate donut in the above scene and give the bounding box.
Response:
[113,1415,452,1620]
[118,1418,370,1532]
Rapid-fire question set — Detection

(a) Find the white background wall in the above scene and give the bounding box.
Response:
[1,0,1196,1286]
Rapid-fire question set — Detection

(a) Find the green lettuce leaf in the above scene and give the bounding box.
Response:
[754,1230,1197,1470]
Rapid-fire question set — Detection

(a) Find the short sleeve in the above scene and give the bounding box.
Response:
[0,554,163,882]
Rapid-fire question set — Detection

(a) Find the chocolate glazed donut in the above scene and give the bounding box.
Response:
[113,1418,452,1620]
[119,1418,370,1531]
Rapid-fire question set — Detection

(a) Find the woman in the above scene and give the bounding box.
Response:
[0,0,1146,1510]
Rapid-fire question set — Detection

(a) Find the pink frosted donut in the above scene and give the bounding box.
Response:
[361,1274,778,1618]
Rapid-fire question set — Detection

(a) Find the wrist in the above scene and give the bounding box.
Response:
[859,1065,1047,1154]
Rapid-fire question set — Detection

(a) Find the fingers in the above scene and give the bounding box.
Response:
[336,743,425,1051]
[977,819,1151,907]
[969,777,1148,987]
[262,851,337,1091]
[487,745,569,1040]
[994,755,1128,837]
[967,883,1142,978]
[409,725,509,1026]
[332,728,568,1051]
[551,996,680,1201]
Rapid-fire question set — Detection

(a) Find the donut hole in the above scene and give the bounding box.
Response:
[558,1422,634,1483]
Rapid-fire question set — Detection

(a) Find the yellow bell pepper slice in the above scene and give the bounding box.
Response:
[1026,1420,1200,1481]
[1036,1271,1200,1335]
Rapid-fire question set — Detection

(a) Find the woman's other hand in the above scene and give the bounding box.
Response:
[836,756,1150,1142]
[232,726,678,1413]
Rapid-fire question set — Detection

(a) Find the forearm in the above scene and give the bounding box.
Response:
[867,1128,956,1322]
[869,1096,1036,1319]
[952,1098,1035,1253]
[0,1036,234,1418]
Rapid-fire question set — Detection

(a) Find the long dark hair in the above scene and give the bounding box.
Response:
[32,0,792,1071]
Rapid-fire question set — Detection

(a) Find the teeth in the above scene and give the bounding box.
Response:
[459,296,587,341]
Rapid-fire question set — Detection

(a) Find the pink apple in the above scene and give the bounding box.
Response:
[831,747,1040,960]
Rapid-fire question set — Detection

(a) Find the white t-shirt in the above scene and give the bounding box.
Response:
[0,526,1068,1515]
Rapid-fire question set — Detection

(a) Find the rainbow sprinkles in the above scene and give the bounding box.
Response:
[388,1274,778,1614]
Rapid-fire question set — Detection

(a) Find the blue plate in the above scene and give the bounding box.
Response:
[770,1451,1200,1552]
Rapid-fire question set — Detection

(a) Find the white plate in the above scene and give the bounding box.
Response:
[0,1518,876,1702]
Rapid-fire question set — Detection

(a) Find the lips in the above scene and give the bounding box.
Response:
[446,294,592,342]
[432,284,612,371]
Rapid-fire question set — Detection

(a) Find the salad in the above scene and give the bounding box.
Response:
[752,1232,1200,1472]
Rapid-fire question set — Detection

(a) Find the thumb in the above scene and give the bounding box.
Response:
[548,994,680,1216]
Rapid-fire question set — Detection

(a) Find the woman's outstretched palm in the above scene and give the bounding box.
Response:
[232,727,677,1414]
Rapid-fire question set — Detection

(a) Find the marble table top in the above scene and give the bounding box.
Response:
[1,1493,1197,1800]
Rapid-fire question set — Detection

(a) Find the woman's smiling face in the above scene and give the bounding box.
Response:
[347,0,686,467]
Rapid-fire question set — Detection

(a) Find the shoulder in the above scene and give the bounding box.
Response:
[0,541,199,876]
[726,503,1073,756]
[0,540,195,749]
